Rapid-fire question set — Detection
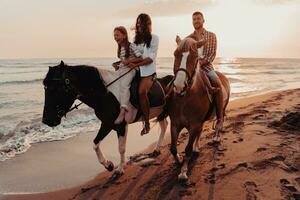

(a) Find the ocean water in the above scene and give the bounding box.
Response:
[0,57,299,161]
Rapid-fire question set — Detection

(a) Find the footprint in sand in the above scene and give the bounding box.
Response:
[238,162,248,168]
[284,185,298,193]
[295,177,300,185]
[252,113,267,120]
[244,181,259,200]
[280,182,300,200]
[280,179,300,199]
[280,178,290,185]
[256,147,267,152]
[233,138,244,143]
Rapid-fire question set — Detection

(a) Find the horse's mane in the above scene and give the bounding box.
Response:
[175,37,198,54]
[71,65,108,92]
[43,63,107,93]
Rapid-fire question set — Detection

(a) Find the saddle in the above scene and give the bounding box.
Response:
[130,70,165,109]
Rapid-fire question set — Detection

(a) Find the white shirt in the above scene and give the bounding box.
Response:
[135,34,159,77]
[119,43,142,68]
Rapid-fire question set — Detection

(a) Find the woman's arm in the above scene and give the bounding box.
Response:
[129,35,159,68]
[128,57,153,69]
[121,43,144,65]
[122,57,143,65]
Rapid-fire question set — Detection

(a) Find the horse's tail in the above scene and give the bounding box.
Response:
[156,104,169,122]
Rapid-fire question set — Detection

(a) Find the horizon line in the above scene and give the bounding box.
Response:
[1,56,300,61]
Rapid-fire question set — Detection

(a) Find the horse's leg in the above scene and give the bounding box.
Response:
[152,118,168,157]
[178,124,203,181]
[193,133,200,153]
[115,123,128,175]
[93,124,114,171]
[170,122,183,165]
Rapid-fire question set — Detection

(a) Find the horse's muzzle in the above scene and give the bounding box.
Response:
[173,86,186,97]
[42,117,60,127]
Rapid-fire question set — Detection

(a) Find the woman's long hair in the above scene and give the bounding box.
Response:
[134,13,152,48]
[114,26,130,58]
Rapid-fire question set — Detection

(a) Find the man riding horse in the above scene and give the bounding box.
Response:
[171,11,230,181]
[176,11,224,132]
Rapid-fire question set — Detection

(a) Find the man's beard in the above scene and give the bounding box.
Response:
[194,24,203,30]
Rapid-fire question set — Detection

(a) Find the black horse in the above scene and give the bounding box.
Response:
[42,61,172,175]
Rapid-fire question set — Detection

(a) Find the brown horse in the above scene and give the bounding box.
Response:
[168,37,230,181]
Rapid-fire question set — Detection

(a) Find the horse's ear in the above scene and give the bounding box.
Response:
[60,60,65,66]
[176,35,181,45]
[196,39,206,48]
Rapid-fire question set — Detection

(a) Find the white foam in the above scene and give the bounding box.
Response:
[0,108,100,162]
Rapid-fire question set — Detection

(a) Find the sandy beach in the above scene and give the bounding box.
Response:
[1,88,300,200]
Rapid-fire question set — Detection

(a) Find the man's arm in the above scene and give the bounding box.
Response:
[199,32,217,66]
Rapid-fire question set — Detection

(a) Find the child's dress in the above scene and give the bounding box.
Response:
[117,43,142,110]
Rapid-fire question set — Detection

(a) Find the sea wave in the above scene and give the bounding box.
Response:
[0,70,46,75]
[0,109,100,162]
[0,79,43,86]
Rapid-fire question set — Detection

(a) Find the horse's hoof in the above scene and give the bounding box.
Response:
[176,154,184,165]
[114,169,124,176]
[105,161,114,172]
[150,150,160,157]
[178,172,188,182]
[114,166,124,175]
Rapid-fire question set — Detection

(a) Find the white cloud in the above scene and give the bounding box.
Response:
[115,0,216,18]
[252,0,299,4]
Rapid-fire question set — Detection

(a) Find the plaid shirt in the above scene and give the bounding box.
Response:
[188,28,217,72]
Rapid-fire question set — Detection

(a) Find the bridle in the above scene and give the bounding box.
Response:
[44,67,83,118]
[173,56,198,96]
[46,64,135,118]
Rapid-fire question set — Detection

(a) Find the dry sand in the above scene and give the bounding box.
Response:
[2,88,300,200]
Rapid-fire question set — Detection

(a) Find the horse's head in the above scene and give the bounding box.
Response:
[173,37,205,96]
[42,61,77,127]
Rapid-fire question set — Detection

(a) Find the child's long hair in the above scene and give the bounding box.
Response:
[114,26,130,58]
[134,13,152,48]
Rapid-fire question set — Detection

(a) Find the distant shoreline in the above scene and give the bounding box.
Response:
[1,57,300,61]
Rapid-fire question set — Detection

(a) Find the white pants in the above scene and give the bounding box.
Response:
[117,67,136,109]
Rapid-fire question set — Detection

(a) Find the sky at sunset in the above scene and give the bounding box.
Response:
[1,0,300,59]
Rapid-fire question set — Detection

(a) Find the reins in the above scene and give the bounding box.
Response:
[59,67,135,117]
[165,59,198,98]
[104,68,135,88]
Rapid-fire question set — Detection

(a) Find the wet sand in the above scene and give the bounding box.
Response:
[2,88,300,200]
